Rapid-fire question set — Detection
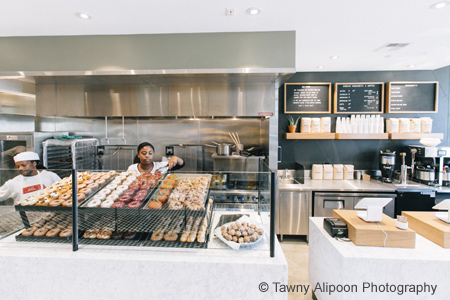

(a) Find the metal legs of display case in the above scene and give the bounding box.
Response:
[72,169,78,251]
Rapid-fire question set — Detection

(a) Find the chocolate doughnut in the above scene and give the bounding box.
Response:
[123,231,137,240]
[127,201,141,209]
[117,195,132,203]
[111,231,124,240]
[111,201,126,208]
[122,189,136,197]
[132,194,146,202]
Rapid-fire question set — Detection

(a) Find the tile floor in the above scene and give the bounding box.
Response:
[279,236,313,300]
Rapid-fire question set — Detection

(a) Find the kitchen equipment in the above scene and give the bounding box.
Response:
[276,189,312,239]
[314,192,396,218]
[443,167,450,186]
[323,218,348,238]
[408,145,450,186]
[379,150,396,183]
[216,143,231,156]
[414,166,436,183]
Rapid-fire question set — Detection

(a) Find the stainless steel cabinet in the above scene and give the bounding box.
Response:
[276,190,312,239]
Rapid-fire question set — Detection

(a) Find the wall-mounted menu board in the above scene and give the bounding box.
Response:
[333,82,384,114]
[386,81,438,113]
[284,83,331,114]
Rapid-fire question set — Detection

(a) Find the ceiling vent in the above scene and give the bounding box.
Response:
[374,43,410,52]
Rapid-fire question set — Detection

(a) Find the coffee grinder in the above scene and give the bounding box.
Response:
[379,150,396,183]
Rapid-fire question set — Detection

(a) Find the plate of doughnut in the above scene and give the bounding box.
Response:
[214,220,265,249]
[16,212,73,242]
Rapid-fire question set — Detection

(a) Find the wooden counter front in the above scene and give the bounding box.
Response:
[333,210,416,248]
[402,211,450,248]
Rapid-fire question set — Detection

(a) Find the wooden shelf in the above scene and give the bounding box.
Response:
[285,132,335,139]
[335,133,388,140]
[403,212,450,248]
[389,133,444,140]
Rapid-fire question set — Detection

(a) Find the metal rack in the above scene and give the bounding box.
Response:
[43,138,99,177]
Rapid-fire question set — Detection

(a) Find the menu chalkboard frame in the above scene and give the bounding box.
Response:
[333,82,385,114]
[386,81,439,113]
[284,82,331,114]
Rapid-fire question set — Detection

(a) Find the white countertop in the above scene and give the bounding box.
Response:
[279,179,396,192]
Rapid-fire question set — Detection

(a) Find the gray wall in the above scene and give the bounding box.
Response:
[0,32,295,73]
[278,67,450,170]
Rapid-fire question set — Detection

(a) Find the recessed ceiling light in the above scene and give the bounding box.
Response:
[247,8,261,15]
[430,1,449,9]
[317,66,324,69]
[407,64,416,68]
[75,12,92,20]
[330,55,340,59]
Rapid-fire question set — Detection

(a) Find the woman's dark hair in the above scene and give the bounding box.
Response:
[133,142,155,164]
[31,160,47,170]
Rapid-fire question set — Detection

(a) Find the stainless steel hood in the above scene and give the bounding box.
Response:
[35,72,293,117]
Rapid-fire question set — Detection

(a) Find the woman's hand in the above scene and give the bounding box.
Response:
[167,156,183,169]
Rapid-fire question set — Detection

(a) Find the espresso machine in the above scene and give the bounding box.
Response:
[379,150,396,183]
[408,145,450,186]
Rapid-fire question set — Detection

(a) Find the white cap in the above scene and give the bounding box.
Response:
[13,151,40,163]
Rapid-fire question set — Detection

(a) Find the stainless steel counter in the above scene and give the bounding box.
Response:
[278,179,396,192]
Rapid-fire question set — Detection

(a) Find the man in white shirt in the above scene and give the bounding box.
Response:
[0,151,61,205]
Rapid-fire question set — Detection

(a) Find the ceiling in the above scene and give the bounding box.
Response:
[1,0,450,72]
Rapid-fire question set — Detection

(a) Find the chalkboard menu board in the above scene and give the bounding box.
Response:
[284,83,331,114]
[386,82,438,113]
[334,83,384,113]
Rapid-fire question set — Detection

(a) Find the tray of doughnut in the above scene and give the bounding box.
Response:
[16,171,118,212]
[79,227,144,246]
[143,173,212,217]
[15,212,74,243]
[81,171,163,211]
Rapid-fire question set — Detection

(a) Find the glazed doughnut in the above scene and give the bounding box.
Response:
[49,199,64,207]
[77,193,86,201]
[62,200,72,207]
[101,199,114,208]
[48,191,60,200]
[106,194,119,202]
[97,230,112,240]
[87,199,101,208]
[151,230,164,241]
[59,229,72,237]
[83,229,98,239]
[60,192,72,200]
[180,231,190,242]
[90,183,100,191]
[77,183,87,190]
[116,185,128,191]
[187,232,197,243]
[56,224,66,230]
[84,179,94,185]
[93,194,106,201]
[36,198,51,206]
[98,188,111,196]
[107,183,118,190]
[111,179,123,185]
[127,201,141,209]
[163,230,178,242]
[21,228,36,236]
[46,228,61,237]
[79,187,92,196]
[96,179,106,186]
[44,223,55,230]
[33,228,48,237]
[108,170,117,176]
[123,179,134,186]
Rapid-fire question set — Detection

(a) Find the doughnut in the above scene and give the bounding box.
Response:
[180,231,190,242]
[108,170,117,176]
[123,179,134,186]
[148,200,162,209]
[156,193,167,203]
[77,193,86,201]
[93,194,106,201]
[151,230,164,241]
[123,232,137,240]
[111,179,123,185]
[90,183,100,191]
[122,189,136,197]
[106,194,119,202]
[111,231,124,240]
[116,185,128,191]
[48,191,60,200]
[46,228,61,237]
[133,194,146,202]
[21,228,36,236]
[163,230,178,242]
[60,192,72,200]
[187,232,196,243]
[161,188,171,196]
[111,201,126,208]
[84,179,94,185]
[21,196,38,206]
[49,199,64,207]
[161,185,173,191]
[117,195,132,203]
[79,187,92,196]
[56,224,66,230]
[59,229,72,237]
[127,201,141,209]
[139,185,151,191]
[62,200,72,207]
[77,183,87,190]
[96,179,106,186]
[101,199,114,208]
[33,228,48,237]
[98,189,111,196]
[97,230,112,240]
[83,229,98,239]
[44,223,55,230]
[36,197,51,206]
[136,190,148,197]
[107,183,118,190]
[87,199,101,208]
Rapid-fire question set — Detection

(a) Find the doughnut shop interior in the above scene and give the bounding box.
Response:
[1,1,450,300]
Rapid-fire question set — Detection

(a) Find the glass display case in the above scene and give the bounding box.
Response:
[0,160,275,257]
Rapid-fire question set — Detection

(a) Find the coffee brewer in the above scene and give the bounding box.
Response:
[379,150,396,183]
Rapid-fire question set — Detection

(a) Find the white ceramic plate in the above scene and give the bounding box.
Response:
[214,221,264,248]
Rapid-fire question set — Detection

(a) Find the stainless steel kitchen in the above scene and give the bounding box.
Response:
[1,2,450,300]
